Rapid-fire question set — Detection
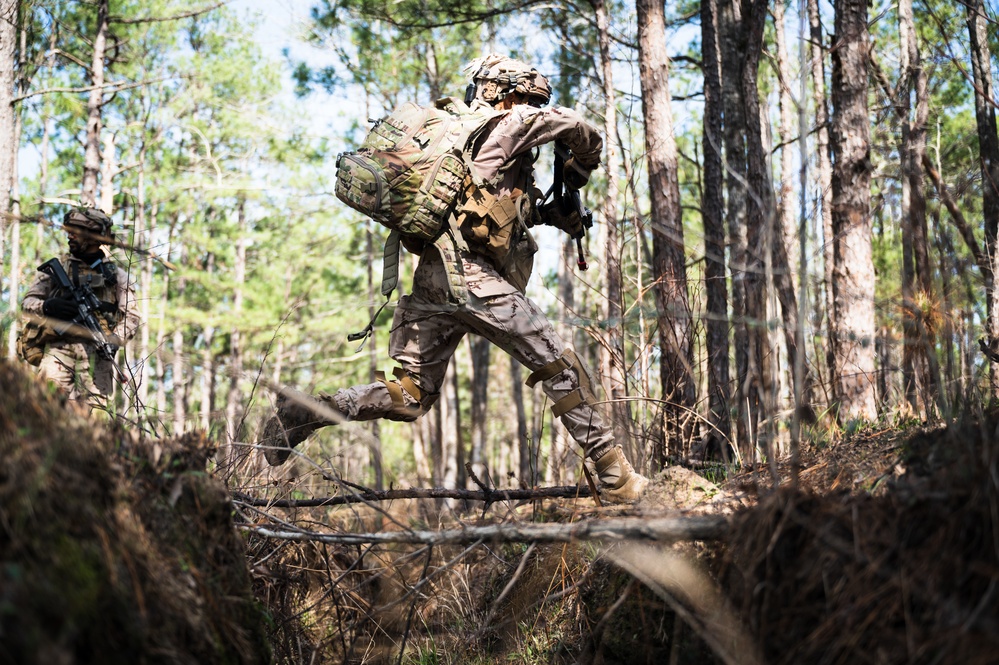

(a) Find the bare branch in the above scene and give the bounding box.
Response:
[111,2,226,25]
[922,154,987,274]
[12,75,186,104]
[233,484,594,508]
[241,515,730,546]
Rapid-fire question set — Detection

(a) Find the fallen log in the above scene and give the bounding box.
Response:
[241,515,729,546]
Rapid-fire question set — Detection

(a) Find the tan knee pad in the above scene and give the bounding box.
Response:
[525,348,598,418]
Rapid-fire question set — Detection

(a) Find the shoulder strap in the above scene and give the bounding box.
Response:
[435,96,505,188]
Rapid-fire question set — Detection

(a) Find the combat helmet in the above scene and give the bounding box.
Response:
[464,54,552,107]
[63,206,114,243]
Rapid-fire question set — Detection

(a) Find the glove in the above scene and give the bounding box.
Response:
[43,297,78,321]
[563,156,597,191]
[539,200,585,239]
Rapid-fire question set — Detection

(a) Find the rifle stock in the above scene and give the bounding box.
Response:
[38,258,119,361]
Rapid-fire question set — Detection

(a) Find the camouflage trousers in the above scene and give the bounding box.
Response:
[333,256,615,461]
[37,342,114,408]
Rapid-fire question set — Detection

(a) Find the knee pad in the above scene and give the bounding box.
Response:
[525,348,598,418]
[377,367,433,422]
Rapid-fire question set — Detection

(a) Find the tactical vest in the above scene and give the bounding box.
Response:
[16,254,120,365]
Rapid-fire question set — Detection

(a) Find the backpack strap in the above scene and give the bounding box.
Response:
[348,222,469,346]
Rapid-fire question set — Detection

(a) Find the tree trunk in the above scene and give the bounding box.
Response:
[3,9,21,360]
[808,0,836,409]
[898,0,939,417]
[0,0,16,290]
[365,221,383,490]
[225,201,247,449]
[718,0,750,455]
[594,0,632,453]
[830,0,878,423]
[443,362,461,488]
[700,0,732,459]
[172,244,188,434]
[136,168,152,407]
[967,0,999,401]
[741,0,780,461]
[5,110,20,360]
[774,1,798,289]
[82,0,109,206]
[512,355,531,486]
[469,335,490,483]
[637,0,696,465]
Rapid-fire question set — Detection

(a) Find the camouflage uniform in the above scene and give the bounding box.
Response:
[333,103,612,458]
[264,57,648,502]
[20,215,139,405]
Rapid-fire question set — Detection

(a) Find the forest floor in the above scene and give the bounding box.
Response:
[251,412,999,665]
[2,355,998,665]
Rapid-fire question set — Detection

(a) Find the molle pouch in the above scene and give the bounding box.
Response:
[16,318,53,367]
[458,190,520,266]
[501,228,538,294]
[335,152,392,223]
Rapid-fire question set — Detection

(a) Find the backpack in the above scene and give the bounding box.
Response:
[335,97,500,342]
[335,97,498,244]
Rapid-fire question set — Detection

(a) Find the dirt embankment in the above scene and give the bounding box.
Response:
[0,360,269,665]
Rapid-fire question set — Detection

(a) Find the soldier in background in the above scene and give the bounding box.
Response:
[259,55,648,503]
[19,207,140,408]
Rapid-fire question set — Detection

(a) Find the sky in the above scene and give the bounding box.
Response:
[230,0,345,139]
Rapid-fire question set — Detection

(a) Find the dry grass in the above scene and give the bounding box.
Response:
[6,353,999,665]
[0,360,269,665]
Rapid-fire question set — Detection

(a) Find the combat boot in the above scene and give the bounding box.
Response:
[594,445,649,504]
[260,389,342,466]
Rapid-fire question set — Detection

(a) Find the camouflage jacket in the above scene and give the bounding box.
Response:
[454,101,603,297]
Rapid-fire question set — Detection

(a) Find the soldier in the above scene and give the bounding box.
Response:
[19,207,140,408]
[261,54,648,503]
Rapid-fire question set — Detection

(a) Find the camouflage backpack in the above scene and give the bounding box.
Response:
[336,97,498,241]
[335,98,499,326]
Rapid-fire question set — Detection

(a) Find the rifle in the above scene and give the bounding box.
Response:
[38,258,119,361]
[539,142,594,270]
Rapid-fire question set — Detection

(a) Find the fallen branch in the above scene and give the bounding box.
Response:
[233,484,594,508]
[241,515,730,546]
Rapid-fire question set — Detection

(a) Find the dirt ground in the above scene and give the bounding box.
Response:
[3,355,998,664]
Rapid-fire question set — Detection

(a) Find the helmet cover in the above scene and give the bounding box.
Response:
[63,207,114,242]
[464,54,552,107]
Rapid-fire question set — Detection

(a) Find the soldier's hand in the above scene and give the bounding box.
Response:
[539,201,585,239]
[563,156,597,191]
[42,297,78,320]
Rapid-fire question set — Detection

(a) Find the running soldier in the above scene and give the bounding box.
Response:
[260,55,648,503]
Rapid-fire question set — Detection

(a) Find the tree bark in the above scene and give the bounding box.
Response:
[966,0,999,401]
[512,355,531,486]
[0,0,16,291]
[594,0,632,453]
[718,0,750,454]
[899,0,939,417]
[82,0,110,206]
[365,220,384,490]
[469,335,490,484]
[741,0,779,461]
[830,0,878,423]
[700,0,732,459]
[637,0,696,464]
[225,201,247,452]
[808,0,836,408]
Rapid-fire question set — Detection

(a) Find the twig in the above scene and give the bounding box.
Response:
[233,484,594,509]
[241,515,730,546]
